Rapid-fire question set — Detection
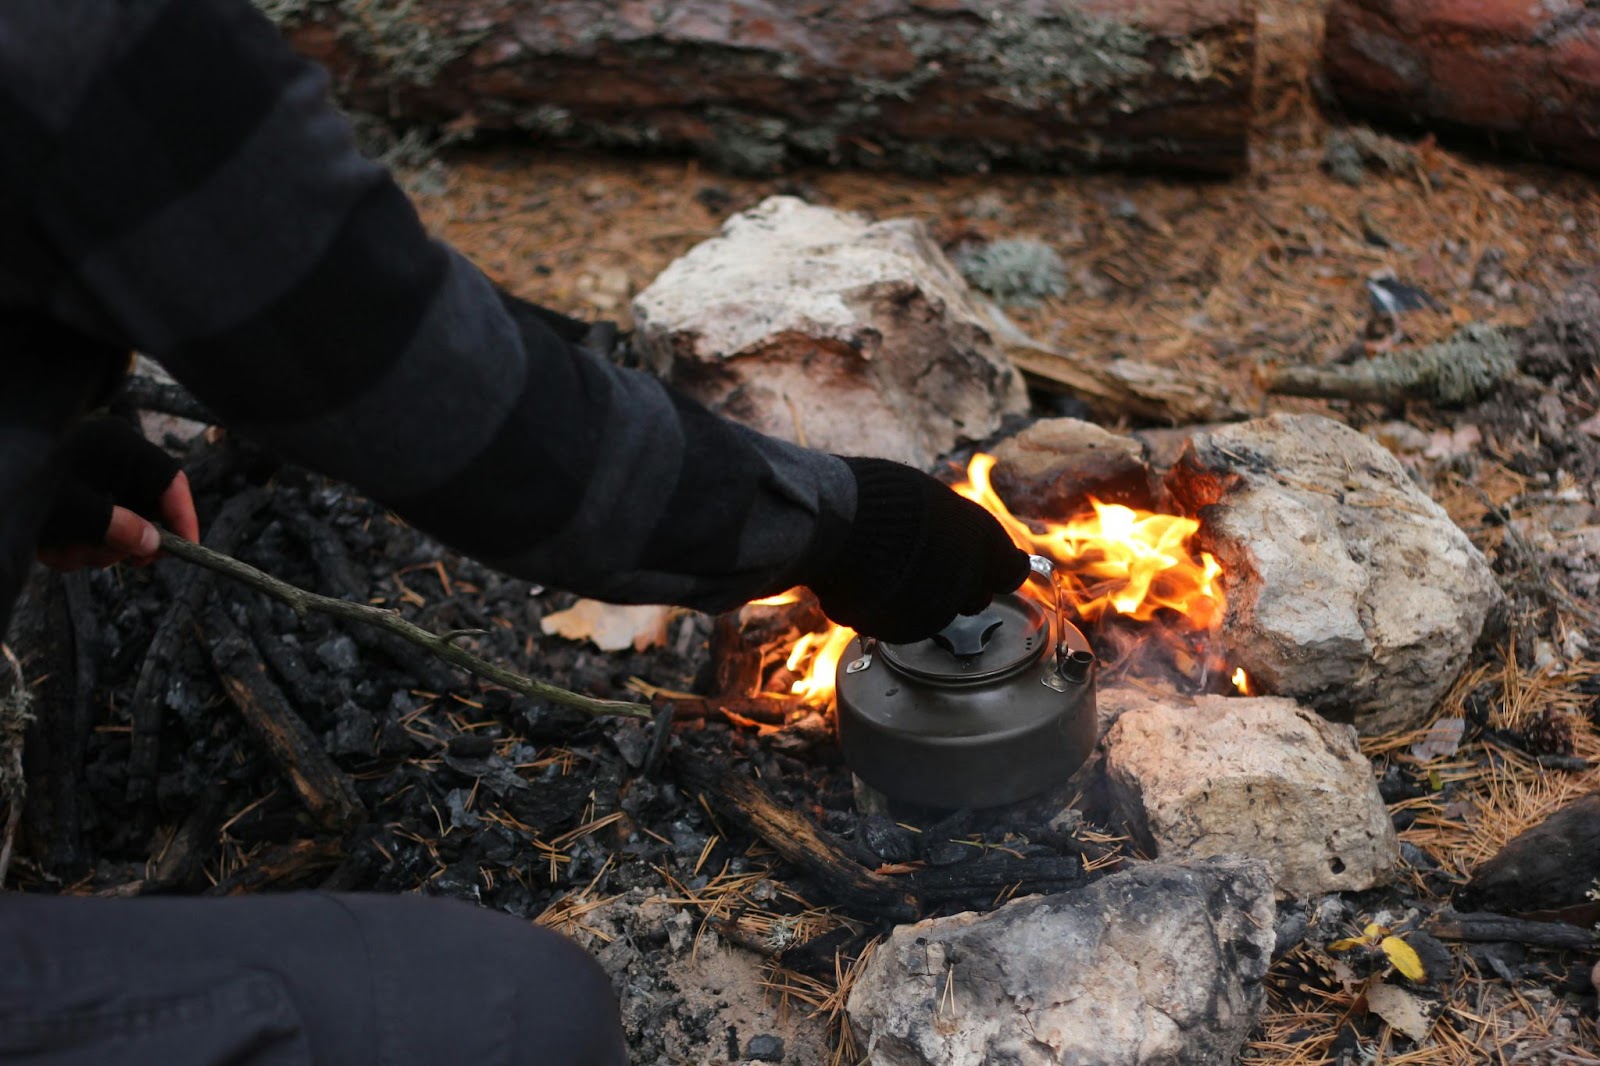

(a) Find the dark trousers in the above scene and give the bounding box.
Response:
[0,892,627,1065]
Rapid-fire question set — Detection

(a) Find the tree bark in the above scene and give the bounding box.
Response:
[1325,0,1600,173]
[273,0,1257,176]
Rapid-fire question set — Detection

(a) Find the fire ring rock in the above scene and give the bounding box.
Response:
[1167,413,1502,735]
[1103,694,1400,898]
[632,196,1028,468]
[845,857,1274,1066]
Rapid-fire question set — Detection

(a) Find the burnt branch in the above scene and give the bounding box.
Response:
[159,531,650,721]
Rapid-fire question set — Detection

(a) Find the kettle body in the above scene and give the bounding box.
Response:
[834,584,1097,810]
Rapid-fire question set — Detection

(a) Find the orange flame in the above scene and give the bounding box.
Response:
[759,452,1235,703]
[953,454,1224,631]
[1232,667,1251,695]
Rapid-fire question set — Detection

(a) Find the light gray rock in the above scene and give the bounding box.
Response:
[632,196,1028,468]
[1167,413,1503,734]
[1103,695,1400,898]
[846,858,1275,1066]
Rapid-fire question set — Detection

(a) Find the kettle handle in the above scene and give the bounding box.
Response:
[1026,555,1091,690]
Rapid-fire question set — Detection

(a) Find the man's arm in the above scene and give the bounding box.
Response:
[0,0,1026,640]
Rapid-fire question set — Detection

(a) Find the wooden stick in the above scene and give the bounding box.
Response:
[1428,911,1598,950]
[159,531,650,721]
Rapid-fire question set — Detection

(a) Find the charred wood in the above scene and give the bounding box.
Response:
[128,490,269,808]
[1428,910,1598,952]
[144,790,229,893]
[11,570,97,876]
[205,837,345,895]
[201,604,367,829]
[1456,790,1600,918]
[271,0,1256,177]
[905,853,1087,910]
[678,756,917,922]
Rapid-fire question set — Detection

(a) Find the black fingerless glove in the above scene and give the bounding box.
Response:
[37,417,180,549]
[804,457,1032,644]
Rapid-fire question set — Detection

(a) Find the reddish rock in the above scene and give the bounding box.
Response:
[1324,0,1600,171]
[989,418,1155,521]
[268,0,1257,176]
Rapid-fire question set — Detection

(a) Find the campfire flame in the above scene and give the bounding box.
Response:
[761,453,1236,704]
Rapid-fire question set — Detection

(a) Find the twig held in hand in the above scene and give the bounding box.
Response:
[158,531,651,720]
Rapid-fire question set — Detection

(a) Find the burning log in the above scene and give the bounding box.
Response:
[202,603,367,829]
[271,0,1257,176]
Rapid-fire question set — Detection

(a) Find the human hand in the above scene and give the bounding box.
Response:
[804,456,1031,644]
[35,417,199,571]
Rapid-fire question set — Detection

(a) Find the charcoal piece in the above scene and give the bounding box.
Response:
[327,703,378,758]
[906,854,1086,909]
[503,770,592,831]
[430,862,485,903]
[445,787,483,830]
[445,734,496,759]
[858,816,916,864]
[745,1034,784,1062]
[610,719,652,769]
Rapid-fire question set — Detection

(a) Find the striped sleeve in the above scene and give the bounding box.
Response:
[0,0,856,611]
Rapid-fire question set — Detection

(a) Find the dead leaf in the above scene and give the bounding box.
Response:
[1366,980,1434,1042]
[1408,717,1465,761]
[1379,935,1426,982]
[540,599,674,652]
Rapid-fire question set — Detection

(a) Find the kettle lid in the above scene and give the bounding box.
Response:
[879,592,1050,683]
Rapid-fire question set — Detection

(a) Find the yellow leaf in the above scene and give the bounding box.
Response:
[1380,936,1426,982]
[1328,936,1365,953]
[1362,922,1386,939]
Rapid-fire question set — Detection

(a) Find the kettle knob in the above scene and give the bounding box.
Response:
[930,610,1004,658]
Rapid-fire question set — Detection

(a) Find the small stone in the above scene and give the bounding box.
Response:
[990,417,1154,519]
[744,1034,785,1061]
[924,840,975,866]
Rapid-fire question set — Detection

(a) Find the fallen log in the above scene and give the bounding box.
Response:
[1324,0,1600,173]
[201,604,367,829]
[1260,325,1523,408]
[271,0,1257,176]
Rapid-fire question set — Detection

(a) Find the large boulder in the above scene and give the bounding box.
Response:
[1167,413,1502,735]
[632,196,1028,468]
[846,857,1274,1066]
[1324,0,1600,172]
[1103,695,1400,898]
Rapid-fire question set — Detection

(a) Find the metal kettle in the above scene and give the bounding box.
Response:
[835,556,1098,810]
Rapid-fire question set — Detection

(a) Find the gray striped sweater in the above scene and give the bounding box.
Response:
[0,0,857,631]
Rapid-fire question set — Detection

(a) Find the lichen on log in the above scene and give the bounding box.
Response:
[258,0,1257,176]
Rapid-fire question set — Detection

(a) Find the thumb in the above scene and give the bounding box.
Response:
[104,505,161,559]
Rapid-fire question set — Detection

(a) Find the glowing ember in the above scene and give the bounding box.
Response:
[1232,667,1250,695]
[758,452,1240,703]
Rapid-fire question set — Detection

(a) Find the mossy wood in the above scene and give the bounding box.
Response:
[265,0,1256,175]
